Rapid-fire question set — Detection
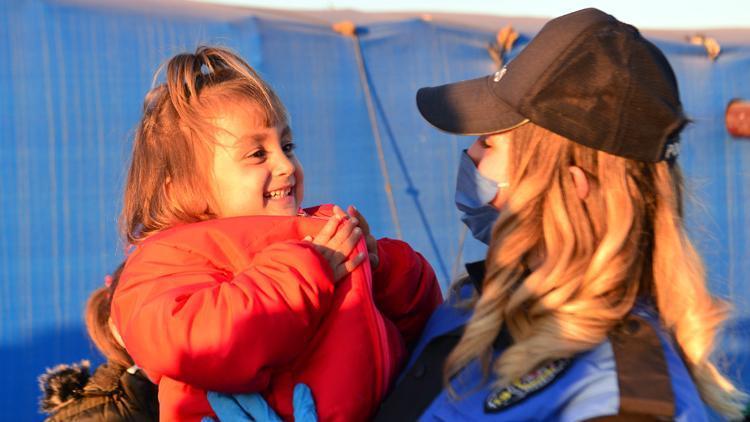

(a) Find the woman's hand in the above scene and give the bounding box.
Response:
[205,383,317,422]
[305,206,366,282]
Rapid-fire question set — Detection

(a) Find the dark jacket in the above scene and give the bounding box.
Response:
[39,360,158,421]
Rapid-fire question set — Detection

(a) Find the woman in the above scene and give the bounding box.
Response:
[375,7,747,421]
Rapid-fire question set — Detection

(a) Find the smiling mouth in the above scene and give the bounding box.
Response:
[264,186,294,200]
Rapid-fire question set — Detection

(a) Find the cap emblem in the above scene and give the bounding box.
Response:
[493,67,507,82]
[663,140,680,162]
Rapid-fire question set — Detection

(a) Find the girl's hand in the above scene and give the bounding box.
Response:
[305,207,365,282]
[346,205,379,270]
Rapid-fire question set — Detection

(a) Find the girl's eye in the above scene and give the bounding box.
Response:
[245,149,266,160]
[282,142,296,155]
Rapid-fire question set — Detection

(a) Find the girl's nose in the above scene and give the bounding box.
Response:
[273,152,295,176]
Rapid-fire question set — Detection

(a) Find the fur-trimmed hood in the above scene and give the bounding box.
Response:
[39,360,93,414]
[38,360,158,421]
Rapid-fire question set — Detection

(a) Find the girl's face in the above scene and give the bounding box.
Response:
[209,101,304,218]
[466,131,512,209]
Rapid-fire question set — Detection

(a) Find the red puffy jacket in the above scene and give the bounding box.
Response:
[111,205,442,421]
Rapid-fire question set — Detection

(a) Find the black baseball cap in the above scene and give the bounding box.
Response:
[416,8,686,162]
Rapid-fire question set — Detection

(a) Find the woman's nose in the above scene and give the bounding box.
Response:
[467,137,486,165]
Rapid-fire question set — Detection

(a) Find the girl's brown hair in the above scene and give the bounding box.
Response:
[444,123,747,418]
[120,45,288,244]
[85,263,131,368]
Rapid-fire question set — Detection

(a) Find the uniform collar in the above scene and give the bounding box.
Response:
[465,260,486,293]
[462,260,511,351]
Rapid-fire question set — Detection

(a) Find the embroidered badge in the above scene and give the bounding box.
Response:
[484,358,570,413]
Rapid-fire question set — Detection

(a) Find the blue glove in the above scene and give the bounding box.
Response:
[202,383,318,422]
[291,384,317,422]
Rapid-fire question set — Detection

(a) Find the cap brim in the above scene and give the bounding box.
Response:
[416,75,527,136]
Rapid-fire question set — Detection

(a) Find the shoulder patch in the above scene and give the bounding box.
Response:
[484,358,570,413]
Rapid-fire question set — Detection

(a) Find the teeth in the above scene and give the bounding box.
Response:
[266,188,292,199]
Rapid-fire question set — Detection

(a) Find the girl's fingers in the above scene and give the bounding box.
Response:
[332,205,348,219]
[313,216,341,245]
[311,207,369,279]
[344,252,367,273]
[348,205,379,268]
[335,227,362,260]
[333,252,366,281]
[348,205,371,237]
[334,205,359,226]
[328,219,357,250]
[307,243,329,261]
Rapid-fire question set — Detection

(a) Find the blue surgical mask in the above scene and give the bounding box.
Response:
[455,150,504,245]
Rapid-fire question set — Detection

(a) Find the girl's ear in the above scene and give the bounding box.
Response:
[568,166,590,200]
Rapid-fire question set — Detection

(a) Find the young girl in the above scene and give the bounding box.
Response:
[110,46,442,421]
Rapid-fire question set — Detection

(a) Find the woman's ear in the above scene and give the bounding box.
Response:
[164,175,172,195]
[568,166,590,200]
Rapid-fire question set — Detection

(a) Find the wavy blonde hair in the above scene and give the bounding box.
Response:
[444,123,746,418]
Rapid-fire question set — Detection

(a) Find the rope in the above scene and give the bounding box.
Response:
[332,21,356,37]
[450,225,469,283]
[334,21,403,239]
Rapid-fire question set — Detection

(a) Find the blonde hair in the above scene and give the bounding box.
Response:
[120,45,288,244]
[444,123,747,418]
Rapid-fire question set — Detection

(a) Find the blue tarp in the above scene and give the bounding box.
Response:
[1,0,748,418]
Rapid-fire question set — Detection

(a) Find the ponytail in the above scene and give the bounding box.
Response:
[164,46,285,128]
[85,263,132,368]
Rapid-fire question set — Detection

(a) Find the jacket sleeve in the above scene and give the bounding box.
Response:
[371,238,443,348]
[111,240,335,393]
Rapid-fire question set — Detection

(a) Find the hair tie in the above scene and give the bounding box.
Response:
[125,244,136,256]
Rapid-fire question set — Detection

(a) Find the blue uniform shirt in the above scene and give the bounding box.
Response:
[402,284,709,421]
